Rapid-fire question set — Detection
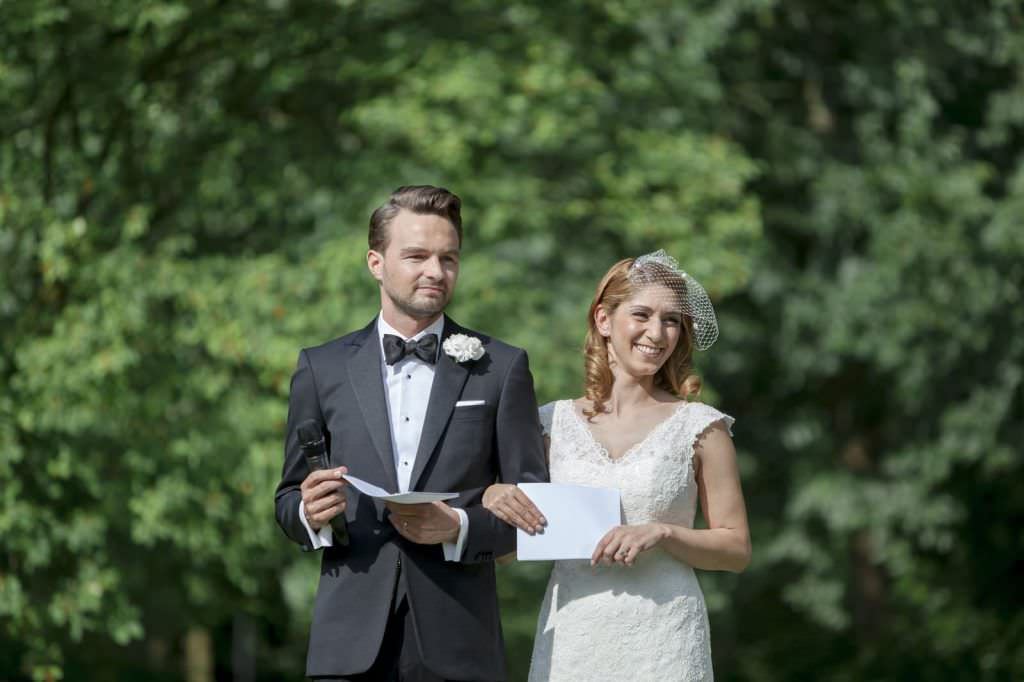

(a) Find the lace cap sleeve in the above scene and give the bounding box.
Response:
[685,403,735,451]
[538,401,556,438]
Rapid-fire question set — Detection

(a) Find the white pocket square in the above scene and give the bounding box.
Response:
[455,400,486,407]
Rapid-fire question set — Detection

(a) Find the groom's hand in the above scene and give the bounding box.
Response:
[386,502,461,545]
[301,467,348,531]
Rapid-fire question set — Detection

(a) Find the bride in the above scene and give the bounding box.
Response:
[484,251,751,681]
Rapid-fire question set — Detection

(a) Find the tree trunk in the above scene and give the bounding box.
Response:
[232,613,257,682]
[184,626,214,682]
[842,436,887,640]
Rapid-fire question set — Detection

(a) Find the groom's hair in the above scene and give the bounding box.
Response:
[369,185,463,252]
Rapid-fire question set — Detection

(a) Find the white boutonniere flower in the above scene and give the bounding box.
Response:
[443,334,485,363]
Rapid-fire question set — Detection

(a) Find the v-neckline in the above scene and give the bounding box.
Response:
[565,399,688,464]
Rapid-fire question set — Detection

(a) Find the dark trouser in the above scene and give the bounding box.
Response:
[311,596,448,682]
[311,560,492,682]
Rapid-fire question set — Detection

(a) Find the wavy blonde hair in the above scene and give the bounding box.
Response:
[583,258,702,419]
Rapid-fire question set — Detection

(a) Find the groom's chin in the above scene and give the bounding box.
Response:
[398,298,449,319]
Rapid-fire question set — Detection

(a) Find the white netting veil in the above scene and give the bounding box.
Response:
[627,250,719,351]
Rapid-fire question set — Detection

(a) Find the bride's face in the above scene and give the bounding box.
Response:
[597,284,684,378]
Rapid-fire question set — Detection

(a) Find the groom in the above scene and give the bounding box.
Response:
[274,185,548,681]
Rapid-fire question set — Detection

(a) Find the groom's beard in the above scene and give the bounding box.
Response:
[384,282,452,319]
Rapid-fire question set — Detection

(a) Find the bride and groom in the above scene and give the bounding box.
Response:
[274,185,751,681]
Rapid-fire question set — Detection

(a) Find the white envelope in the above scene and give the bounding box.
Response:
[515,483,622,561]
[343,474,458,504]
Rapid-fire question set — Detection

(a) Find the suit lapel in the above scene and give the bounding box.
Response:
[409,318,471,491]
[346,319,399,491]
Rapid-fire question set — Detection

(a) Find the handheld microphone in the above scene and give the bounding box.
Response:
[297,419,330,472]
[296,418,349,544]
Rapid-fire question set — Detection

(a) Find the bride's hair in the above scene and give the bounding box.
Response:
[583,258,701,419]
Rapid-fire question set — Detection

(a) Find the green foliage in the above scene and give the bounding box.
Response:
[2,0,1022,680]
[709,2,1024,679]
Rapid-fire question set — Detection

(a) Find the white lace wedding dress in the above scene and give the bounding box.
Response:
[528,399,734,682]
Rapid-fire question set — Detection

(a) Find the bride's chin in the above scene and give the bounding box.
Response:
[621,363,661,379]
[628,351,665,369]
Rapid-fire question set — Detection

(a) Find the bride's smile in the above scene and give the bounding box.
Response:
[633,342,664,359]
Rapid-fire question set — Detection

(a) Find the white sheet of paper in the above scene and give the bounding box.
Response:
[516,483,621,561]
[343,474,458,504]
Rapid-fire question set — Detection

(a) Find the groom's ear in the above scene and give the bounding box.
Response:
[366,249,384,283]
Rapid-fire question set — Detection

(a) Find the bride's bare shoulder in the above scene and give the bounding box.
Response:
[571,397,591,411]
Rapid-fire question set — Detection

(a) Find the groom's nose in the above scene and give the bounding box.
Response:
[422,256,443,280]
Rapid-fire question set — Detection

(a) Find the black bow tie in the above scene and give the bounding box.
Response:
[383,333,439,366]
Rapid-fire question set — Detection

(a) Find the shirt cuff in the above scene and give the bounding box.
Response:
[298,499,333,549]
[442,507,469,561]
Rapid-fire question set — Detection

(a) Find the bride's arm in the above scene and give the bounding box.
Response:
[484,434,549,536]
[487,434,550,564]
[592,421,751,573]
[659,421,749,569]
[659,422,750,572]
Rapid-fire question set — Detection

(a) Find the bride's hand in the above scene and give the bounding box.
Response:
[592,523,669,567]
[483,483,547,535]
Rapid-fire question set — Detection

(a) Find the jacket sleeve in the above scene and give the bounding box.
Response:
[461,349,549,563]
[274,349,349,551]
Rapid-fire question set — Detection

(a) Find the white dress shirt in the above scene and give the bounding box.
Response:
[298,314,469,560]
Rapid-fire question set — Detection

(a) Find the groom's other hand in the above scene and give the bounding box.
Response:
[301,467,348,531]
[386,501,460,544]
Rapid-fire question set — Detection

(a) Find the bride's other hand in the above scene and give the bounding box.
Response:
[592,523,669,567]
[483,483,547,534]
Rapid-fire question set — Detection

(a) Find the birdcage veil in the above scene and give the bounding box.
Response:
[628,250,719,351]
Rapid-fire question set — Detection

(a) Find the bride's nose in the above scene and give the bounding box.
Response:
[644,320,664,344]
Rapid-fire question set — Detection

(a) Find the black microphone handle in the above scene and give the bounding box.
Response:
[303,451,331,471]
[301,446,349,544]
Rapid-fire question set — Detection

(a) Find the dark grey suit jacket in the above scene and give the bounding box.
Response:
[274,316,548,680]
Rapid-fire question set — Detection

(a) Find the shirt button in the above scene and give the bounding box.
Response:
[404,417,410,422]
[406,374,411,379]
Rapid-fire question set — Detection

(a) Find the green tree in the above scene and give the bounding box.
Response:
[708,2,1024,679]
[1,1,757,679]
[3,1,1021,680]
